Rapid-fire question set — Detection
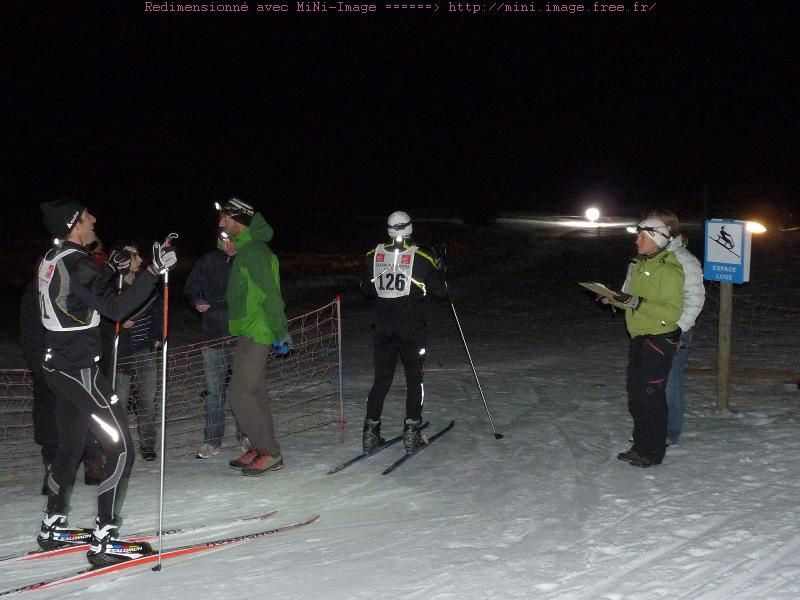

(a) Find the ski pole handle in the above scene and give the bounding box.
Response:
[162,232,179,248]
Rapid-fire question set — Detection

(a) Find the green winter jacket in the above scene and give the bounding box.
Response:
[625,249,685,337]
[227,212,288,345]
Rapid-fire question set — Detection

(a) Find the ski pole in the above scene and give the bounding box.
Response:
[449,300,503,440]
[110,273,123,389]
[153,232,178,572]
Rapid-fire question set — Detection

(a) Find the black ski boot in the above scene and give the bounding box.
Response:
[402,419,428,454]
[37,514,93,550]
[86,522,153,567]
[362,418,385,453]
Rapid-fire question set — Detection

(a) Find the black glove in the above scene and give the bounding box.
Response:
[609,292,641,311]
[107,248,131,274]
[150,240,177,275]
[434,243,448,275]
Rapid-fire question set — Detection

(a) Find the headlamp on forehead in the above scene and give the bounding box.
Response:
[220,198,254,217]
[387,210,413,240]
[630,224,667,236]
[215,198,255,225]
[631,218,671,248]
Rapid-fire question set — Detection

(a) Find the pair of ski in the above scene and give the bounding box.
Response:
[0,511,319,596]
[327,420,455,475]
[0,509,278,564]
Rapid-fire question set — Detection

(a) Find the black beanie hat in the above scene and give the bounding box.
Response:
[41,198,85,238]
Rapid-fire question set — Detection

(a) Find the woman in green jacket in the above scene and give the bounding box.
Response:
[612,217,684,468]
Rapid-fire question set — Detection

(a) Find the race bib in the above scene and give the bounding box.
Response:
[38,249,100,331]
[372,244,416,299]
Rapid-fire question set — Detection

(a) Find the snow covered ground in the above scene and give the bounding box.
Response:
[2,216,799,599]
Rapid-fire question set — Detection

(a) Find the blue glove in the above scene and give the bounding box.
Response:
[271,340,291,356]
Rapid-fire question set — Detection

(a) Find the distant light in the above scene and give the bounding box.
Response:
[585,207,600,222]
[494,216,635,230]
[213,201,222,211]
[746,221,767,234]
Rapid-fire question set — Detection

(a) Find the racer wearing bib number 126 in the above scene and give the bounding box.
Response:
[360,211,448,455]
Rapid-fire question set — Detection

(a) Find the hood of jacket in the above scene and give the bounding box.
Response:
[234,212,274,246]
[666,234,688,252]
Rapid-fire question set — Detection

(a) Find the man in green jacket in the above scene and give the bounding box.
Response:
[217,198,289,476]
[610,217,684,468]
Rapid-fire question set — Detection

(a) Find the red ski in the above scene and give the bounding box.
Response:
[0,514,319,596]
[1,510,277,564]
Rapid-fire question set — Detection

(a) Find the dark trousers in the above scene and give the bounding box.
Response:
[627,332,679,462]
[367,330,427,423]
[43,364,135,526]
[228,337,281,457]
[31,369,59,465]
[33,367,106,479]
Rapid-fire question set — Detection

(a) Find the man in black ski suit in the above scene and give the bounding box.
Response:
[36,198,176,567]
[360,211,448,454]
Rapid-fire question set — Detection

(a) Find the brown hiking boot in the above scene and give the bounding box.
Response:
[241,453,284,476]
[229,449,259,470]
[616,448,643,462]
[629,455,662,468]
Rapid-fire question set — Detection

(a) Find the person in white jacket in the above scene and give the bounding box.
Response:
[624,210,705,444]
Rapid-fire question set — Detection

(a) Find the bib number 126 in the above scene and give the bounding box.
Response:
[378,272,406,291]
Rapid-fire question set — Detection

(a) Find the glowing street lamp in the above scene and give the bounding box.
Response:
[746,221,767,234]
[585,207,600,222]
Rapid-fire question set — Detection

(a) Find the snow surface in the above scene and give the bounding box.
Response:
[2,217,799,600]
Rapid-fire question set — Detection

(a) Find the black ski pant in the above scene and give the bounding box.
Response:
[31,368,59,465]
[33,366,107,481]
[627,331,680,463]
[366,330,426,423]
[43,364,135,527]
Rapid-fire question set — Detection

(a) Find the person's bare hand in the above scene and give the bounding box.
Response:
[222,239,236,257]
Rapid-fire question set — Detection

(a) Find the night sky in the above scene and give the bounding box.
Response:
[3,1,798,242]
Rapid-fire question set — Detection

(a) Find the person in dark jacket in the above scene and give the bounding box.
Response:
[183,231,241,459]
[36,197,176,567]
[360,211,448,454]
[19,276,59,486]
[20,275,105,493]
[110,241,163,462]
